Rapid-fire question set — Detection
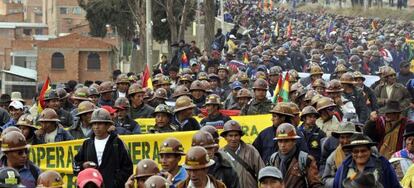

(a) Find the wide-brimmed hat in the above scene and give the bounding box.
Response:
[0,94,11,104]
[10,92,24,103]
[331,121,357,138]
[379,100,402,114]
[342,172,383,188]
[342,133,376,150]
[403,121,414,137]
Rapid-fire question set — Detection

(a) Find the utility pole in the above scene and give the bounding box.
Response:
[220,0,224,31]
[145,0,153,72]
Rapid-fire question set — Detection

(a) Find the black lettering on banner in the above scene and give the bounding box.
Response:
[152,141,159,162]
[60,172,77,188]
[250,125,258,136]
[36,147,45,167]
[241,125,249,136]
[46,147,55,168]
[56,147,64,169]
[142,142,150,159]
[67,146,74,168]
[130,142,140,164]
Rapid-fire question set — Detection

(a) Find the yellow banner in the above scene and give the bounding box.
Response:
[29,114,272,187]
[407,40,414,72]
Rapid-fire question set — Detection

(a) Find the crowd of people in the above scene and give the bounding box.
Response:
[1,3,414,188]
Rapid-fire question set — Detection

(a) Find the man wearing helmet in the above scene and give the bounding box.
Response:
[176,146,226,188]
[172,96,200,131]
[98,81,115,107]
[115,74,130,98]
[241,78,273,115]
[374,66,411,110]
[221,120,264,188]
[34,108,74,143]
[37,170,64,188]
[0,167,26,187]
[0,131,41,187]
[191,131,239,188]
[149,104,177,133]
[158,138,187,186]
[269,123,322,188]
[128,84,155,119]
[200,94,231,129]
[43,89,73,128]
[113,97,141,134]
[74,108,133,188]
[69,101,96,139]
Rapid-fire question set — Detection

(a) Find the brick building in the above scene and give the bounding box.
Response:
[36,33,116,83]
[0,0,24,22]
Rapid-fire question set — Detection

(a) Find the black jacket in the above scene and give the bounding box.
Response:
[209,151,240,188]
[172,116,200,131]
[73,133,133,188]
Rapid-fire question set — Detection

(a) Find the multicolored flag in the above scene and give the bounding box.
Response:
[277,72,290,102]
[371,20,378,30]
[286,20,292,38]
[179,51,189,72]
[326,19,335,35]
[142,63,153,90]
[243,52,249,64]
[272,74,283,103]
[38,76,51,113]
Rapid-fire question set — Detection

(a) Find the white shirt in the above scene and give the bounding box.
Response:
[386,84,394,98]
[118,91,126,98]
[94,135,110,165]
[45,128,58,143]
[80,124,91,136]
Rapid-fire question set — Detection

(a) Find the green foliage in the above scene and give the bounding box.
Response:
[79,0,196,42]
[152,0,196,42]
[79,0,136,39]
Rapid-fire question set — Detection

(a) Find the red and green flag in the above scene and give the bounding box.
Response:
[38,76,51,113]
[277,72,290,102]
[272,74,283,103]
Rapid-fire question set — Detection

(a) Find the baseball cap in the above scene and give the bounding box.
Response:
[101,105,116,115]
[258,166,283,182]
[231,81,242,90]
[9,101,23,110]
[190,58,199,66]
[77,168,103,188]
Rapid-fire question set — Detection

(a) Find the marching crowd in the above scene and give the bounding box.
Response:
[1,3,414,188]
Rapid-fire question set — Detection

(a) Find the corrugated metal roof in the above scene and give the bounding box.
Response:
[2,65,37,80]
[0,22,48,29]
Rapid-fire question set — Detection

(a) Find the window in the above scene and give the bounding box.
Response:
[51,52,64,69]
[73,7,82,15]
[87,52,100,70]
[35,28,43,35]
[60,7,69,14]
[23,29,32,36]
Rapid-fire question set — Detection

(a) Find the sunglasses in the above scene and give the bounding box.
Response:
[324,106,335,112]
[15,149,29,155]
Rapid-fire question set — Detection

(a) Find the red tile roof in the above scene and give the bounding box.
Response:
[36,33,114,50]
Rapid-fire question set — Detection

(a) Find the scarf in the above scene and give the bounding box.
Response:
[380,120,401,159]
[278,146,297,176]
[334,145,346,168]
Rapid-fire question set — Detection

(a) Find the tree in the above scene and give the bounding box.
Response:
[153,0,196,52]
[204,0,215,53]
[78,0,135,40]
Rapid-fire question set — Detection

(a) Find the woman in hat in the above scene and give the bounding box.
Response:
[321,122,357,187]
[333,133,401,188]
[390,121,414,180]
[364,100,408,159]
